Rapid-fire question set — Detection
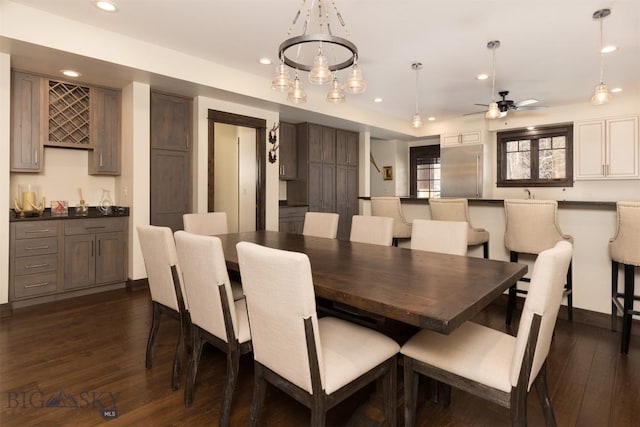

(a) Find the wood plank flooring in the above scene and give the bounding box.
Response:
[1,288,639,426]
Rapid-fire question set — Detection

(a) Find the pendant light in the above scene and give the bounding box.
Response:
[287,72,307,104]
[411,62,423,129]
[591,8,612,105]
[485,40,501,120]
[326,74,346,103]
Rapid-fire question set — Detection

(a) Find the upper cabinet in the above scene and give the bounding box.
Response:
[10,71,45,172]
[279,121,297,180]
[441,130,483,146]
[575,116,639,180]
[10,71,122,175]
[336,129,359,166]
[150,92,191,151]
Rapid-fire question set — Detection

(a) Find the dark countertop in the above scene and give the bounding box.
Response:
[279,201,309,208]
[10,206,130,222]
[358,197,617,209]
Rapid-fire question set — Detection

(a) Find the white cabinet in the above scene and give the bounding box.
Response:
[441,130,483,146]
[575,116,639,180]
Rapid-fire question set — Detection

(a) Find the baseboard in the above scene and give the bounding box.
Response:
[0,303,12,318]
[126,278,149,291]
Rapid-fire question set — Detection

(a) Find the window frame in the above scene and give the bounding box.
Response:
[410,145,440,198]
[497,123,574,187]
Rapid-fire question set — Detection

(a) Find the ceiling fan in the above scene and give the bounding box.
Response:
[472,91,546,118]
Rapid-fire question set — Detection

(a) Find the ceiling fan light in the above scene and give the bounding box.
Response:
[271,63,292,92]
[287,76,307,104]
[485,102,501,119]
[345,64,366,94]
[308,48,332,85]
[412,113,423,129]
[326,77,346,103]
[591,82,612,105]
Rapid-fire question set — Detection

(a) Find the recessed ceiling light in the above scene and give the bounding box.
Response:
[476,74,489,80]
[601,45,617,54]
[61,69,81,78]
[373,97,383,103]
[611,87,622,93]
[93,1,118,13]
[428,116,436,121]
[259,58,272,65]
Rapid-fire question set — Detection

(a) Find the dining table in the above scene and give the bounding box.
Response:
[218,230,527,335]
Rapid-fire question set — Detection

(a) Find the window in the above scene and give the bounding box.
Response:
[410,145,440,198]
[497,124,573,187]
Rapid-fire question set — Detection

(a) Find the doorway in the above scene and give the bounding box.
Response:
[207,110,266,230]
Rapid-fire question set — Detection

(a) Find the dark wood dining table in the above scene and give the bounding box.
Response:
[218,230,527,335]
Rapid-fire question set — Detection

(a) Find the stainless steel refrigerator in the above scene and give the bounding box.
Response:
[440,144,484,198]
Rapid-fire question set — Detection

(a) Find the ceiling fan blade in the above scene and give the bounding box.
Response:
[515,105,547,111]
[515,98,539,107]
[463,110,485,116]
[474,103,490,107]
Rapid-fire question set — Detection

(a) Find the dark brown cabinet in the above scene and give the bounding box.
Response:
[150,92,192,232]
[336,129,358,166]
[279,122,297,180]
[278,206,308,234]
[10,71,45,172]
[89,88,121,175]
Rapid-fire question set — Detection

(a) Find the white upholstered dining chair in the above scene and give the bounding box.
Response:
[236,241,400,427]
[428,198,490,258]
[349,214,394,246]
[302,212,339,239]
[410,219,468,256]
[137,225,189,391]
[401,240,573,427]
[183,212,228,236]
[371,196,412,246]
[174,231,251,426]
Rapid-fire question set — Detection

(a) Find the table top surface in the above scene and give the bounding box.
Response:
[218,230,527,334]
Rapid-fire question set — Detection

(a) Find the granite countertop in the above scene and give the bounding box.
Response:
[359,196,617,208]
[10,206,130,222]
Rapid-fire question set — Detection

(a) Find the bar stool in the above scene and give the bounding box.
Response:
[371,197,412,246]
[609,201,640,354]
[504,199,574,324]
[428,198,490,258]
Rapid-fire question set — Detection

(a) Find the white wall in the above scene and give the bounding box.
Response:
[0,53,10,304]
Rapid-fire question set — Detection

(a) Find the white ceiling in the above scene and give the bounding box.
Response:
[5,0,640,138]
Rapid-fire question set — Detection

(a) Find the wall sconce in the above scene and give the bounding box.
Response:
[268,122,279,164]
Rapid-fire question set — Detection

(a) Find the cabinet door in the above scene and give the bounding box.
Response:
[308,124,323,162]
[321,163,336,212]
[279,122,297,180]
[336,165,358,240]
[336,130,358,166]
[64,234,96,289]
[321,126,336,163]
[89,88,121,175]
[441,131,482,146]
[11,71,44,172]
[151,92,191,150]
[308,162,323,212]
[95,232,126,284]
[575,120,606,179]
[606,116,638,178]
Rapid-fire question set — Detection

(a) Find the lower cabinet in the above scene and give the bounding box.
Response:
[279,206,308,234]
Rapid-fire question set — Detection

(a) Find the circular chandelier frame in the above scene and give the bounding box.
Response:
[278,33,358,72]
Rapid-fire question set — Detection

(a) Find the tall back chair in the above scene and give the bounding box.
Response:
[428,198,490,258]
[401,241,573,427]
[503,199,574,324]
[174,231,251,426]
[371,197,412,246]
[183,212,228,235]
[349,215,394,247]
[302,212,339,239]
[609,201,640,354]
[137,225,189,390]
[236,242,400,426]
[410,219,468,256]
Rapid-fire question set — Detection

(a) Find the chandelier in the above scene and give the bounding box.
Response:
[271,0,366,104]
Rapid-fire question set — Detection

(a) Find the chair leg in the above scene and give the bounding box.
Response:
[145,302,161,369]
[184,328,204,406]
[621,264,635,354]
[533,364,557,427]
[510,383,528,427]
[250,363,268,427]
[612,260,619,331]
[439,382,451,407]
[381,358,397,427]
[403,357,419,427]
[171,316,185,390]
[483,241,489,259]
[392,237,399,247]
[310,398,327,427]
[566,260,573,322]
[506,252,518,326]
[220,346,241,427]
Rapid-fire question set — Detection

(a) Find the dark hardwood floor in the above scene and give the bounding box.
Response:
[1,288,639,426]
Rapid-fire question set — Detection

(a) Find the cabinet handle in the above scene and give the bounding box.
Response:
[91,240,95,257]
[86,226,107,230]
[606,164,610,175]
[34,149,38,165]
[25,245,50,250]
[25,263,49,269]
[602,164,606,176]
[25,281,49,289]
[25,229,50,234]
[100,153,104,167]
[98,240,101,256]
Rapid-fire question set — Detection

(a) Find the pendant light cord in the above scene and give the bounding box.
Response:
[598,16,605,84]
[414,67,420,115]
[490,46,496,101]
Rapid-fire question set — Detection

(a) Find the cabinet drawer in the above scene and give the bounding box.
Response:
[14,272,58,299]
[15,237,58,257]
[13,222,59,239]
[15,254,58,276]
[65,218,125,235]
[279,206,308,219]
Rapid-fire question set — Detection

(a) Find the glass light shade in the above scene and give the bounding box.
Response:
[485,102,501,119]
[326,77,345,103]
[344,65,366,94]
[411,113,423,129]
[287,76,307,104]
[271,63,292,92]
[591,83,612,105]
[308,50,332,85]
